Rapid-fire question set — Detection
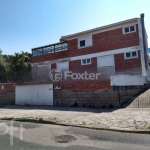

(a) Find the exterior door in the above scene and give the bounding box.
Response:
[15,84,53,105]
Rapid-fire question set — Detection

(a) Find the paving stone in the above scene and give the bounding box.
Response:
[1,107,150,132]
[119,124,130,128]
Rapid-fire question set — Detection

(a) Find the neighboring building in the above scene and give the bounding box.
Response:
[148,48,150,54]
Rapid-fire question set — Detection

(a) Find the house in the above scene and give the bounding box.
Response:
[16,14,149,107]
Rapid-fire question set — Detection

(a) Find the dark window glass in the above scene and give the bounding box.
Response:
[126,52,131,58]
[132,51,137,57]
[130,26,135,32]
[87,59,91,64]
[80,40,85,47]
[82,59,86,64]
[125,27,129,33]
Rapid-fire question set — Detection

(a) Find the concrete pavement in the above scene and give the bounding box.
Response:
[0,106,150,132]
[0,120,150,150]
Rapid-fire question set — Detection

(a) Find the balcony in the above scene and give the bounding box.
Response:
[32,42,67,57]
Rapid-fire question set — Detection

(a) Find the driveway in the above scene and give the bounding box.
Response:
[0,106,150,132]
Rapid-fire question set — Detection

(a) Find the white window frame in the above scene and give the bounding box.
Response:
[78,35,93,49]
[123,25,136,34]
[81,58,91,65]
[124,51,138,59]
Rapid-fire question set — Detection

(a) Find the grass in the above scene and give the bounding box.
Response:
[38,117,43,121]
[82,122,86,125]
[0,117,8,120]
[133,120,136,124]
[135,125,138,129]
[49,117,56,121]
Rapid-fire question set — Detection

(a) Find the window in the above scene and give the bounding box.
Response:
[32,48,43,56]
[125,51,138,59]
[123,25,136,34]
[80,40,85,47]
[78,35,92,48]
[81,58,91,65]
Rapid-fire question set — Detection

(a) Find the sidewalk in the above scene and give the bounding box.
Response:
[0,106,150,132]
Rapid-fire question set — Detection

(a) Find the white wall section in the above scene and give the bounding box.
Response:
[110,75,147,86]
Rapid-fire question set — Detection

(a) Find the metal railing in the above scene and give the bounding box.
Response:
[32,42,67,57]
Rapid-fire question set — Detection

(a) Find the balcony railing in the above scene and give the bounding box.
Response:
[32,42,67,57]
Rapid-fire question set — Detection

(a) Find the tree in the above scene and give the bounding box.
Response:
[5,51,31,82]
[0,50,7,82]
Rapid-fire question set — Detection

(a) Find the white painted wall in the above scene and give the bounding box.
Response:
[110,75,147,86]
[78,35,92,48]
[15,84,53,105]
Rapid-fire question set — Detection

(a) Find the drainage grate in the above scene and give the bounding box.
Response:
[54,135,76,143]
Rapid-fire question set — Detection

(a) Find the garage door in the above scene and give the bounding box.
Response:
[15,84,53,105]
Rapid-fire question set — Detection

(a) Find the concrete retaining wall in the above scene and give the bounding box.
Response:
[54,85,146,108]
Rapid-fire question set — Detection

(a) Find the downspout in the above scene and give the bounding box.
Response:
[140,13,148,70]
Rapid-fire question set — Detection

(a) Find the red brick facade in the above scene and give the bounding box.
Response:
[31,23,141,90]
[57,81,111,90]
[32,25,140,63]
[115,51,141,70]
[0,83,15,94]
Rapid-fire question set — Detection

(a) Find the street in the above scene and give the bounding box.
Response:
[0,120,150,150]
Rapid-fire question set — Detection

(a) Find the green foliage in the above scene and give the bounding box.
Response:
[0,51,31,83]
[0,50,7,82]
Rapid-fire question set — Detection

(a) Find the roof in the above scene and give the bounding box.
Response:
[32,41,67,50]
[61,18,139,40]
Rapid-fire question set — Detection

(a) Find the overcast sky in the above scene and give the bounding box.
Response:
[0,0,149,55]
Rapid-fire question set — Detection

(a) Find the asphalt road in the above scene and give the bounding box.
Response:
[0,120,150,150]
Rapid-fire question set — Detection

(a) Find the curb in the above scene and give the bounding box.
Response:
[0,117,150,134]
